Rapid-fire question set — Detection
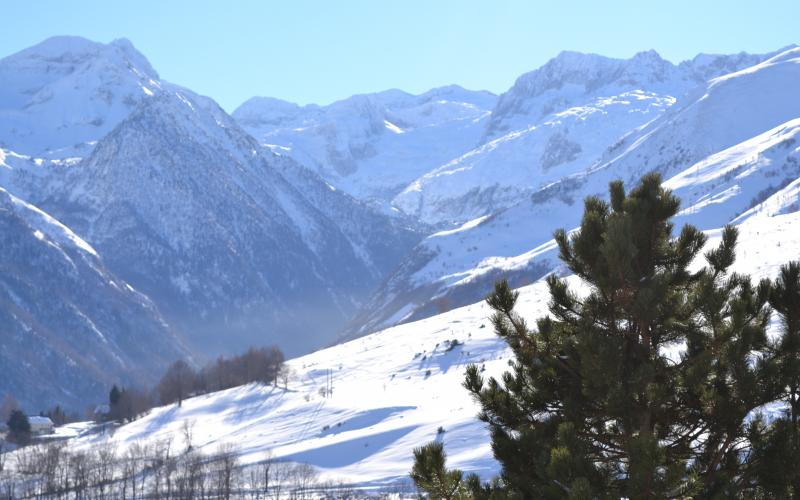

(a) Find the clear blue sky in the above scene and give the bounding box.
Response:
[3,0,797,111]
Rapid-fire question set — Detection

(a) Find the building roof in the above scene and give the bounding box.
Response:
[28,416,54,426]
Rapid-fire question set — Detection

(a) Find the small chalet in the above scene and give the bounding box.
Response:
[28,416,54,435]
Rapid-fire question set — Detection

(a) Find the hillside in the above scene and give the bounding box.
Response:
[61,209,800,490]
[0,186,188,411]
[1,35,799,421]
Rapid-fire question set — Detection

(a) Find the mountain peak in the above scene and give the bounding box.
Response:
[108,37,159,78]
[8,35,102,59]
[3,36,157,78]
[0,36,161,156]
[631,49,667,63]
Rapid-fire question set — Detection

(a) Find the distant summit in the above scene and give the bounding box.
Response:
[0,36,160,157]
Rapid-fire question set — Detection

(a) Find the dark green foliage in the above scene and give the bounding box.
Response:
[416,173,797,498]
[768,261,800,428]
[411,442,469,500]
[7,409,30,444]
[749,261,800,496]
[109,386,153,423]
[411,441,514,499]
[109,384,121,408]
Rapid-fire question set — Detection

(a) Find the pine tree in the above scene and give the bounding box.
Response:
[7,409,31,444]
[411,442,471,500]
[749,261,800,496]
[770,261,800,437]
[109,384,121,408]
[455,173,773,497]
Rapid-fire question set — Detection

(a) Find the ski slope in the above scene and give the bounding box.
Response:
[64,209,800,490]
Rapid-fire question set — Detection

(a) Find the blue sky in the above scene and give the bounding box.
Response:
[2,0,797,111]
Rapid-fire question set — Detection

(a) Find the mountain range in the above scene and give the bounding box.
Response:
[1,35,799,413]
[0,37,420,410]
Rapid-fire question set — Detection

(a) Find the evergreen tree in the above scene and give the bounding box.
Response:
[414,173,773,497]
[770,261,800,436]
[7,409,31,444]
[411,442,470,500]
[44,404,67,426]
[108,384,122,421]
[750,261,800,496]
[109,384,121,408]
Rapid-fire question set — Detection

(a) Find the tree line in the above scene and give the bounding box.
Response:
[108,346,286,423]
[412,173,800,498]
[2,346,288,447]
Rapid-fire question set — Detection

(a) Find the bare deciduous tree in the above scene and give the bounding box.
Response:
[0,394,18,423]
[289,463,318,499]
[278,366,295,390]
[0,440,6,474]
[157,360,197,407]
[182,418,196,452]
[213,443,240,500]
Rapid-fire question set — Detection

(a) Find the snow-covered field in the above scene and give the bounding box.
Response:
[55,210,800,491]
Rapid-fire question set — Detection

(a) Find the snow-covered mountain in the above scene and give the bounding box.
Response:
[233,86,496,208]
[0,36,161,158]
[667,117,800,228]
[393,48,791,227]
[0,184,188,412]
[343,47,800,339]
[237,50,767,227]
[2,34,799,419]
[30,88,420,356]
[50,209,800,490]
[393,89,674,225]
[0,37,421,368]
[483,50,691,141]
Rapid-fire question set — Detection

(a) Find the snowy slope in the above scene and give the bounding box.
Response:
[0,186,188,412]
[392,48,789,227]
[64,210,800,489]
[588,47,800,188]
[393,90,674,225]
[346,47,800,338]
[2,35,798,421]
[0,36,160,158]
[666,117,800,228]
[233,86,496,207]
